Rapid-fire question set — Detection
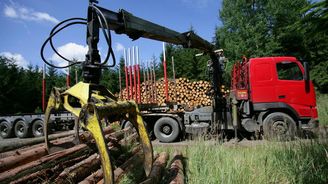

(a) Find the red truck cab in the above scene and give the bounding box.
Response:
[231,56,318,139]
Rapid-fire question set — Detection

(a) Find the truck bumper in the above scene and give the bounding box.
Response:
[185,123,209,134]
[300,118,319,130]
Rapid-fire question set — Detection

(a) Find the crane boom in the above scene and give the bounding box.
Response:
[96,6,214,52]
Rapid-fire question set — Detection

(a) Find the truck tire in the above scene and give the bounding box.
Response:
[14,120,31,138]
[32,120,44,137]
[122,120,149,131]
[154,117,180,143]
[0,120,13,138]
[263,112,296,141]
[123,120,134,129]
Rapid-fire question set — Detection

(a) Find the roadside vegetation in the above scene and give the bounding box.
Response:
[152,139,328,184]
[317,93,328,125]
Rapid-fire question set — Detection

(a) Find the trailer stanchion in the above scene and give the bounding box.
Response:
[124,49,129,100]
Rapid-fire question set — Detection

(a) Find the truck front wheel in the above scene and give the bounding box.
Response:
[14,120,31,138]
[263,112,296,141]
[154,117,180,143]
[0,121,13,138]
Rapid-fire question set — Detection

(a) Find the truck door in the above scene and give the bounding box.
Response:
[250,58,276,103]
[274,60,316,117]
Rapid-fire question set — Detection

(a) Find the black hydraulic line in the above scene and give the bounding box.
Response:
[49,18,87,64]
[41,7,117,69]
[91,5,116,67]
[41,21,86,69]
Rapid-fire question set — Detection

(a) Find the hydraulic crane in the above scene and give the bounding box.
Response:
[41,0,225,183]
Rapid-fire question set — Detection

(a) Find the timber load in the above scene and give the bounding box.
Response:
[0,126,186,184]
[121,77,213,109]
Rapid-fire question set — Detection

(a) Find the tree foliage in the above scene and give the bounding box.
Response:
[158,44,210,82]
[0,56,42,114]
[216,0,328,92]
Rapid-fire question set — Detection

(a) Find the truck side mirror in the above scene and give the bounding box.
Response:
[303,62,310,93]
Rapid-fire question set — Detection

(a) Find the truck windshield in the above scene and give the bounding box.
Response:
[276,62,303,81]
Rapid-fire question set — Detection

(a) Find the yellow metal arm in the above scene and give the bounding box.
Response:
[44,82,153,184]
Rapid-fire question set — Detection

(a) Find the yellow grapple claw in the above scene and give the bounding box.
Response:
[44,83,154,184]
[80,103,114,184]
[129,103,153,176]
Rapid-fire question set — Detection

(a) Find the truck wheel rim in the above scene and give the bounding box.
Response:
[17,124,25,136]
[161,125,172,135]
[36,124,43,135]
[272,120,288,135]
[1,125,8,134]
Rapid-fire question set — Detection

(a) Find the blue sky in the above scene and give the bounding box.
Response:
[0,0,222,69]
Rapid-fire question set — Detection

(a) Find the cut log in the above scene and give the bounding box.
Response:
[140,152,169,184]
[167,151,184,184]
[55,153,101,183]
[0,144,91,183]
[0,135,73,159]
[121,77,214,108]
[0,126,113,156]
[0,130,75,153]
[80,145,142,184]
[0,127,129,183]
[10,155,88,184]
[0,126,114,172]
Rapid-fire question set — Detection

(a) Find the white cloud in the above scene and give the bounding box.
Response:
[0,52,29,68]
[3,3,59,24]
[115,42,125,52]
[4,5,17,18]
[50,42,88,68]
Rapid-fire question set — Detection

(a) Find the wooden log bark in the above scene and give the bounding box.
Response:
[55,153,101,184]
[122,77,213,108]
[0,146,48,173]
[10,155,89,184]
[0,135,73,159]
[0,126,113,157]
[0,127,114,172]
[168,151,184,184]
[0,144,91,183]
[94,147,143,184]
[0,130,75,153]
[140,152,169,184]
[0,127,127,183]
[80,134,140,184]
[113,146,142,182]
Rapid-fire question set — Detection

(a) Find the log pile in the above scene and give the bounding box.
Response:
[122,77,213,109]
[0,127,187,184]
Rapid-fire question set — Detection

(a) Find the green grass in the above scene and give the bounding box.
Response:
[119,93,328,184]
[154,140,328,184]
[317,93,328,125]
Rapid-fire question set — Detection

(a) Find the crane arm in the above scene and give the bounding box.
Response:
[95,6,214,53]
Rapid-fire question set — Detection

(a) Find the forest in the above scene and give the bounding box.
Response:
[0,0,327,115]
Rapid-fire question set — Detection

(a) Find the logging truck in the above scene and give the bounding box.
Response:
[0,112,75,139]
[122,56,319,142]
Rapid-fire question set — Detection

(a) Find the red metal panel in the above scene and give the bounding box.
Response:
[248,56,317,118]
[249,57,275,102]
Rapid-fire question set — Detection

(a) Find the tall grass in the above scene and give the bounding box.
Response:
[317,93,328,125]
[155,140,328,184]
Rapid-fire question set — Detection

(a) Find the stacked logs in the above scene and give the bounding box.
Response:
[0,127,186,184]
[121,77,212,109]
